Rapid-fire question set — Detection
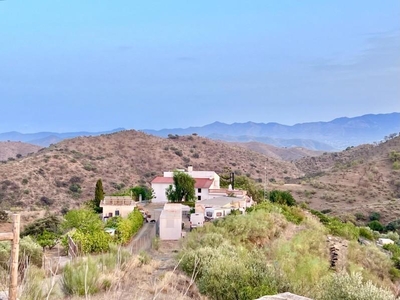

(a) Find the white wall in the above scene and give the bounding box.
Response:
[159,211,182,240]
[151,183,170,203]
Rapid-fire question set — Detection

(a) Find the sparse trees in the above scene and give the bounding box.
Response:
[166,171,196,202]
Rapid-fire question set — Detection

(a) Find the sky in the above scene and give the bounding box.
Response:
[0,1,399,133]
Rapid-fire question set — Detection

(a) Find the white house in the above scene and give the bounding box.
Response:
[151,166,220,203]
[159,203,183,240]
[100,196,136,219]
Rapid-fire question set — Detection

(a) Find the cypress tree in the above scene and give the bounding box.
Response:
[94,179,104,208]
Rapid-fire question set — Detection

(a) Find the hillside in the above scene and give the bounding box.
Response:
[0,141,42,161]
[1,130,399,225]
[281,136,400,224]
[231,141,324,161]
[0,130,302,211]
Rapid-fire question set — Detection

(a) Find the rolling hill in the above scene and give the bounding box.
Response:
[0,130,301,212]
[0,129,399,225]
[0,141,42,161]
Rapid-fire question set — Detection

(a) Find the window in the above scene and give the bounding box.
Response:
[206,211,213,217]
[198,188,201,193]
[108,212,113,217]
[198,196,201,201]
[216,212,222,217]
[115,210,120,216]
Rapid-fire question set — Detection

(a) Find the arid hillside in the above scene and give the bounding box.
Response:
[281,136,400,224]
[231,141,324,161]
[1,130,399,224]
[0,141,42,161]
[0,130,302,212]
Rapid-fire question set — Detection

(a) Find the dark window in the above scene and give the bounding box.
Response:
[216,212,222,217]
[198,196,201,201]
[108,212,113,217]
[115,210,120,216]
[198,188,201,193]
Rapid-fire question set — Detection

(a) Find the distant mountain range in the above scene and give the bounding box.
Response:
[0,113,398,150]
[144,113,400,150]
[0,128,124,147]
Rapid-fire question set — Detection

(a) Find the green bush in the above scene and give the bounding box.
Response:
[269,190,296,206]
[61,257,100,296]
[71,229,111,254]
[368,220,384,232]
[318,272,395,300]
[359,227,375,241]
[20,265,47,300]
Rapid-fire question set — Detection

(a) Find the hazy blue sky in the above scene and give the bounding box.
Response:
[1,1,399,132]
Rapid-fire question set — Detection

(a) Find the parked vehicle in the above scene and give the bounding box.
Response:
[204,208,232,221]
[190,213,204,230]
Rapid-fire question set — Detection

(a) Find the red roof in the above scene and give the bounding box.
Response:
[194,178,214,188]
[151,177,214,189]
[151,177,174,184]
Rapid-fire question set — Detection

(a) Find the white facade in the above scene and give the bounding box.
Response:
[100,196,136,219]
[151,166,220,203]
[151,182,170,203]
[159,204,182,240]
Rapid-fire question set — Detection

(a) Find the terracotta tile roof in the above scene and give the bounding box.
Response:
[194,178,214,188]
[151,177,174,184]
[151,177,214,188]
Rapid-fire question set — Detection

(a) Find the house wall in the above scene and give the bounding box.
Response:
[102,205,134,219]
[195,188,209,201]
[151,183,170,203]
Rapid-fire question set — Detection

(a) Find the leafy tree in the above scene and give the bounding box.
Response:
[166,171,196,202]
[129,185,155,201]
[269,190,296,206]
[21,215,62,237]
[37,230,58,250]
[62,209,103,234]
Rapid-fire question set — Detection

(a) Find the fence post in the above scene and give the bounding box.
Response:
[9,214,20,300]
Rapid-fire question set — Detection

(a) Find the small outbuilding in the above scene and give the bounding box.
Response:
[159,204,183,240]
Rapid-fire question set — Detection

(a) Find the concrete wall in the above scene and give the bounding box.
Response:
[159,210,182,240]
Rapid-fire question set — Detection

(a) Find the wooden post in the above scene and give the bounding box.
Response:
[9,214,20,300]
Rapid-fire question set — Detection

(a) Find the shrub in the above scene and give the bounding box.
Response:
[70,229,111,254]
[368,220,384,232]
[269,190,296,206]
[61,257,100,296]
[19,265,47,300]
[318,272,395,300]
[359,227,375,241]
[369,212,381,221]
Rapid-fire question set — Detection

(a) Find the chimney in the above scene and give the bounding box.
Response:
[188,165,193,172]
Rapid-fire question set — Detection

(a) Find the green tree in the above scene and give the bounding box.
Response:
[37,230,58,250]
[94,179,104,208]
[21,215,62,237]
[129,185,155,201]
[62,209,103,234]
[166,171,196,202]
[269,190,296,206]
